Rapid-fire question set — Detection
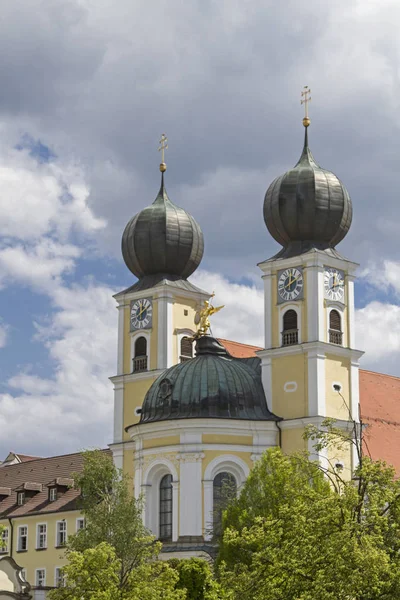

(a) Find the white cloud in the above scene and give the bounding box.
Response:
[356,301,400,374]
[0,281,117,456]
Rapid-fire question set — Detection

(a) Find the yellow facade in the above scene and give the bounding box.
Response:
[271,354,307,419]
[0,511,81,588]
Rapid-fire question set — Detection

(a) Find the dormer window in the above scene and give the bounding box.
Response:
[49,487,57,502]
[17,492,25,506]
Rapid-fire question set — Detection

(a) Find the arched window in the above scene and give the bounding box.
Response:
[133,336,148,373]
[329,310,342,345]
[180,336,193,362]
[282,309,298,346]
[213,472,237,535]
[159,474,173,541]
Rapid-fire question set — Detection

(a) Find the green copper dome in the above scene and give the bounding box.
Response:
[138,337,279,424]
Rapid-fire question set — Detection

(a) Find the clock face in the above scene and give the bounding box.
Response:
[278,267,304,302]
[130,298,153,330]
[324,268,345,301]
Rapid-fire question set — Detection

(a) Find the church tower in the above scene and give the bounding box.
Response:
[110,137,210,478]
[258,99,363,474]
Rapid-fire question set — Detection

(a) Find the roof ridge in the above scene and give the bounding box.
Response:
[1,448,110,468]
[217,338,262,349]
[360,369,400,381]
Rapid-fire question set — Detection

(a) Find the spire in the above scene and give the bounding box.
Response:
[296,87,318,167]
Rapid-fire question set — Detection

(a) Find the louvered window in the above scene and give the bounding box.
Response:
[180,336,193,362]
[133,336,148,372]
[282,310,298,346]
[329,310,342,345]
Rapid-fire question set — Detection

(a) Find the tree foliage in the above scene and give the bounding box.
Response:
[169,558,230,600]
[49,542,185,600]
[49,450,184,600]
[218,441,400,600]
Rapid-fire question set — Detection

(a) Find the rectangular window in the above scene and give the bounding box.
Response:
[56,521,67,547]
[17,492,25,506]
[55,567,65,587]
[36,524,47,549]
[49,487,57,502]
[76,518,85,532]
[0,528,8,553]
[17,526,28,552]
[35,569,46,587]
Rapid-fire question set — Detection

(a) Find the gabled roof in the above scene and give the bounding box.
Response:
[0,450,110,518]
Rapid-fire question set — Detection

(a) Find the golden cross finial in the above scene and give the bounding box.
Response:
[158,133,168,172]
[301,86,311,127]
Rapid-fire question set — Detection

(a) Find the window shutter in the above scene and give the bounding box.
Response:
[135,336,147,357]
[180,336,193,358]
[330,310,341,331]
[283,309,298,331]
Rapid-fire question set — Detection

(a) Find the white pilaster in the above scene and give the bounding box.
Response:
[347,276,356,349]
[307,350,326,416]
[157,292,174,369]
[172,481,179,542]
[307,265,324,342]
[111,445,123,472]
[263,274,272,349]
[260,356,273,412]
[113,382,124,444]
[178,453,204,537]
[117,304,125,375]
[203,480,213,541]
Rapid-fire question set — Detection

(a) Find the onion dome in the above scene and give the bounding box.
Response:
[263,123,352,256]
[122,172,204,280]
[138,336,279,424]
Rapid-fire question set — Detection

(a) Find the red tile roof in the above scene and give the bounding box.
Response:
[218,338,263,358]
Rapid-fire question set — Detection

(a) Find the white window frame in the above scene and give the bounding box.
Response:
[176,329,196,363]
[55,520,67,547]
[36,523,47,549]
[49,487,57,502]
[130,330,151,372]
[279,303,302,345]
[326,304,345,346]
[35,568,46,587]
[0,527,9,553]
[76,517,85,532]
[17,525,28,552]
[142,458,179,542]
[17,492,25,506]
[203,455,250,541]
[55,566,66,587]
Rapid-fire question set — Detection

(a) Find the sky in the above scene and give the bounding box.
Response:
[1,0,400,458]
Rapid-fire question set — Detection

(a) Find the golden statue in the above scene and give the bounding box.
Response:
[194,294,224,338]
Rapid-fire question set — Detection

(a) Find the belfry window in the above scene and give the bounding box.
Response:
[282,309,298,346]
[159,474,173,541]
[213,472,237,535]
[133,336,148,373]
[329,310,342,345]
[180,336,193,362]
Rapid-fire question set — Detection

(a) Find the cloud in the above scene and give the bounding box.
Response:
[0,282,116,456]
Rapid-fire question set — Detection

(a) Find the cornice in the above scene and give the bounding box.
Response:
[279,417,357,430]
[257,341,364,361]
[110,369,164,385]
[114,283,210,305]
[126,418,278,438]
[258,250,359,275]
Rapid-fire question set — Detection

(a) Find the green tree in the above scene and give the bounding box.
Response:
[49,450,184,600]
[49,542,185,600]
[169,558,231,600]
[218,442,400,600]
